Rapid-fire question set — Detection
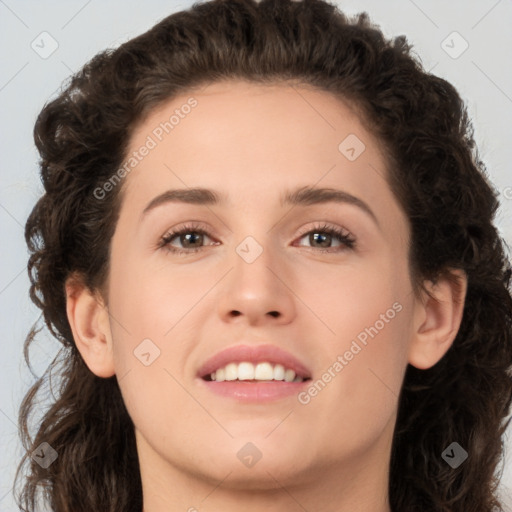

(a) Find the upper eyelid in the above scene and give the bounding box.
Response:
[161,221,353,237]
[295,223,352,238]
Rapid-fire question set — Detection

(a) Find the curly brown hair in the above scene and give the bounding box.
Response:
[14,0,512,511]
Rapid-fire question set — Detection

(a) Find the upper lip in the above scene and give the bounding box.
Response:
[197,344,312,379]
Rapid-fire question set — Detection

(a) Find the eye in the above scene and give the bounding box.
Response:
[158,222,356,255]
[158,222,217,255]
[294,223,356,253]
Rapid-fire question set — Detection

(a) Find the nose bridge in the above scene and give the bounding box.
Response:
[216,228,295,323]
[228,206,277,271]
[232,232,278,292]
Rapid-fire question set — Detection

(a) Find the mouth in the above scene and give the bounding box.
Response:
[202,361,311,383]
[197,344,312,402]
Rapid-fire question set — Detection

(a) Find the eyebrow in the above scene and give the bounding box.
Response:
[141,185,379,228]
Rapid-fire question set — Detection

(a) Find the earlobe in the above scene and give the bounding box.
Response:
[65,274,115,378]
[408,269,468,370]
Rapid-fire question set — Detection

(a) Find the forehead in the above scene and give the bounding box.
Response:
[121,80,392,209]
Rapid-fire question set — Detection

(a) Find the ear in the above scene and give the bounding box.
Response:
[408,269,468,370]
[65,273,115,378]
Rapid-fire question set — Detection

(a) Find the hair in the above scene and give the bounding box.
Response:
[14,0,512,511]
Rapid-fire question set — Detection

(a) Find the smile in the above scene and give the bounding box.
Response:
[206,361,307,383]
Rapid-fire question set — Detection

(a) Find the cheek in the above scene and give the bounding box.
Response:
[307,250,409,342]
[106,256,195,436]
[327,292,409,407]
[107,250,215,397]
[108,246,202,335]
[302,256,412,425]
[299,304,411,460]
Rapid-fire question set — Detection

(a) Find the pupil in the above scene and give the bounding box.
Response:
[183,232,202,247]
[312,233,329,247]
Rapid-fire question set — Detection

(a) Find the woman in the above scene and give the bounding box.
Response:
[14,0,512,511]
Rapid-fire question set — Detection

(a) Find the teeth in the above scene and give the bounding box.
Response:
[238,362,255,380]
[284,368,296,382]
[254,362,274,380]
[209,361,305,382]
[273,364,285,380]
[225,362,238,381]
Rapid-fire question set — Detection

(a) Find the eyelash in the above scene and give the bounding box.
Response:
[158,222,356,255]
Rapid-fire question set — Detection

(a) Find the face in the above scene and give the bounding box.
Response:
[105,80,418,491]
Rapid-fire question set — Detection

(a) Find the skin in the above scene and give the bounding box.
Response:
[66,80,467,512]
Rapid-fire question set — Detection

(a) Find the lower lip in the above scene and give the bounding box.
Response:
[199,379,309,402]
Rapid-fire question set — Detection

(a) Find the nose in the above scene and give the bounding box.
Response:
[216,237,296,326]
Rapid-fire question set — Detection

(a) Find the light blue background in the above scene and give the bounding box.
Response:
[1,0,511,510]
